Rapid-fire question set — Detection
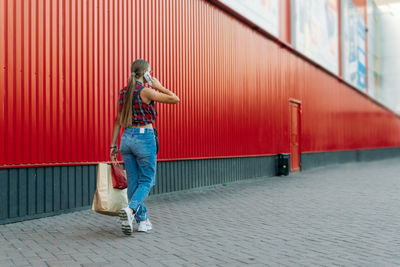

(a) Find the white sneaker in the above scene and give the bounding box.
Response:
[119,207,134,235]
[146,220,153,231]
[137,221,148,232]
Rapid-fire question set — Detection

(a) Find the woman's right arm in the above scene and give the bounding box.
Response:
[143,77,180,104]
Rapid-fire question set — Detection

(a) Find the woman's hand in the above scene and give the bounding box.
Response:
[149,77,164,91]
[110,147,119,160]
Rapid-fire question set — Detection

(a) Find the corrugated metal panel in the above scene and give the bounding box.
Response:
[301,147,400,170]
[2,148,399,224]
[0,156,276,224]
[1,0,400,168]
[149,156,276,196]
[0,165,97,223]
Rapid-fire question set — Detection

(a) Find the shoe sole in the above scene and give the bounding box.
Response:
[119,209,132,235]
[137,227,148,232]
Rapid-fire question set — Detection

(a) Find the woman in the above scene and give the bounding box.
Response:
[110,59,180,235]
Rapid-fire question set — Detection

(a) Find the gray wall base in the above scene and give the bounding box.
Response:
[1,147,399,224]
[0,156,276,225]
[301,147,400,171]
[0,165,98,225]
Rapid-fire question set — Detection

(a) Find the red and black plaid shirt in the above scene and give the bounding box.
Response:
[119,81,157,126]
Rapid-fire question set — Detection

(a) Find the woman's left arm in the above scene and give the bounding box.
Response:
[110,102,122,160]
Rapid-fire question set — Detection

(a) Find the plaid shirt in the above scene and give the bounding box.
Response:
[119,81,157,126]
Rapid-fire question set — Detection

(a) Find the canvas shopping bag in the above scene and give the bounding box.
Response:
[92,163,128,216]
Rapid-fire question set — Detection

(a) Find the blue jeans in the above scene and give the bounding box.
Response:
[120,127,157,223]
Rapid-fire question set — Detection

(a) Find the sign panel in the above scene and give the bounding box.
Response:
[218,0,280,37]
[291,0,339,75]
[367,0,380,99]
[342,0,367,91]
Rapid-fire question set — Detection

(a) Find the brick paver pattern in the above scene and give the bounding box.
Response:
[1,158,400,266]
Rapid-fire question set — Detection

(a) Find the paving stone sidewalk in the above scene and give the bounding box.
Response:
[1,158,400,267]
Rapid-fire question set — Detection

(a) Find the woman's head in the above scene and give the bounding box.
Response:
[120,59,150,127]
[131,59,150,79]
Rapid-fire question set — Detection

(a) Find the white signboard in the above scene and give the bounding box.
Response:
[342,0,367,91]
[218,0,279,37]
[291,0,339,75]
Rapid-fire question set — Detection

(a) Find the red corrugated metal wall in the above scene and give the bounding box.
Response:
[1,0,400,168]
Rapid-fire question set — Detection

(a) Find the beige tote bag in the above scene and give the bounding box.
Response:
[92,163,128,216]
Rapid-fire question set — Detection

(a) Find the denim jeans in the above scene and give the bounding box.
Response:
[120,127,157,223]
